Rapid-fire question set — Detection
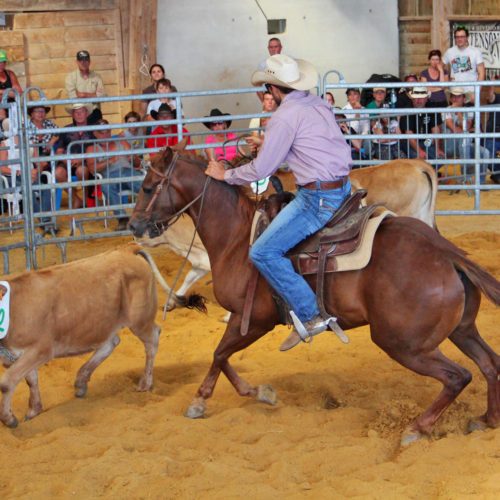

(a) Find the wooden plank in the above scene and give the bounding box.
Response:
[400,44,431,55]
[28,56,120,75]
[114,7,126,89]
[28,71,119,90]
[20,26,115,44]
[2,1,116,12]
[399,33,432,44]
[0,31,24,46]
[399,20,431,32]
[28,42,117,60]
[13,10,116,29]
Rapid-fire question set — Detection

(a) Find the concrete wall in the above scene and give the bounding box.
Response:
[156,0,399,134]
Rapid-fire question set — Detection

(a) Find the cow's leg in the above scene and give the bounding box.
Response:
[0,348,50,428]
[132,323,161,392]
[166,267,209,311]
[186,315,274,418]
[74,334,120,397]
[24,369,43,421]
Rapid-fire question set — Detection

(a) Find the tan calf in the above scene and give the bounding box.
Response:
[0,243,202,427]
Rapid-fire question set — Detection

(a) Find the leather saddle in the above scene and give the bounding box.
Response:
[248,189,380,326]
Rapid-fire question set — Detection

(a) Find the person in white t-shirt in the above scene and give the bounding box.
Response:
[442,25,485,103]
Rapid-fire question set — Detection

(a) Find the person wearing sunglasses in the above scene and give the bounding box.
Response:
[205,55,352,351]
[442,25,485,104]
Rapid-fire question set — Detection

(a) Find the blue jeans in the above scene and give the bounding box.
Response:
[101,168,141,216]
[249,180,351,322]
[484,138,500,179]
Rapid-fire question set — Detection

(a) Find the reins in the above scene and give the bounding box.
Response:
[145,151,212,319]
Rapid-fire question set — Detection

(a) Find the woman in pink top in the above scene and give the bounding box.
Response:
[203,108,237,162]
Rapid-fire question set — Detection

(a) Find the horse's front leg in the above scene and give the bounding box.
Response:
[185,314,275,418]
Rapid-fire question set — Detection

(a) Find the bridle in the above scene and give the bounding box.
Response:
[144,152,211,229]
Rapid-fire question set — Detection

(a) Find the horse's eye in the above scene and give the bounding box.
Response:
[142,186,153,195]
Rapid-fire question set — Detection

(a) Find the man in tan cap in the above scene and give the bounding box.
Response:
[206,54,352,351]
[65,50,106,125]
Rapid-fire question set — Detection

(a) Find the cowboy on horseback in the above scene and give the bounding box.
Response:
[206,54,352,351]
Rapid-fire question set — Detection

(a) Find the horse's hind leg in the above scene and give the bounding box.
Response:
[185,314,274,418]
[380,346,472,445]
[450,323,500,430]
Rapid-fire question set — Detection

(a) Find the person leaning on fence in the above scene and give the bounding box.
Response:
[442,25,485,104]
[117,111,144,151]
[399,87,445,164]
[0,49,23,122]
[442,86,490,183]
[65,50,106,125]
[0,119,52,228]
[26,104,59,173]
[146,103,191,158]
[145,78,177,121]
[54,103,94,208]
[249,91,276,136]
[85,119,142,231]
[395,74,419,109]
[342,88,370,158]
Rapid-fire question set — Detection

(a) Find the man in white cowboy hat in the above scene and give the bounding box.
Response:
[206,54,352,351]
[399,86,445,162]
[54,102,95,208]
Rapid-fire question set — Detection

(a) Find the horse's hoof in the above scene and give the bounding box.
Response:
[184,397,206,419]
[256,384,277,406]
[4,415,18,428]
[468,417,488,433]
[74,385,87,398]
[401,429,423,446]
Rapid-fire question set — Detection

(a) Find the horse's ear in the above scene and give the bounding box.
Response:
[172,137,188,152]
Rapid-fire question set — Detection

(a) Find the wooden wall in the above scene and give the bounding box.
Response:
[0,0,157,126]
[399,0,500,79]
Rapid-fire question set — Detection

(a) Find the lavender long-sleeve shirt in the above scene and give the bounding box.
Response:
[225,91,352,186]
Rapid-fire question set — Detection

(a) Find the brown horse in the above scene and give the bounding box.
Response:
[129,147,500,445]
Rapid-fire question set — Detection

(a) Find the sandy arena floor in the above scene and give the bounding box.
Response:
[0,189,499,499]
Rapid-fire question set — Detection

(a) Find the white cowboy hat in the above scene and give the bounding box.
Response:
[251,54,318,91]
[65,102,93,115]
[409,87,430,98]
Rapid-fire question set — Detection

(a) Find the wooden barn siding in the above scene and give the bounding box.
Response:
[398,0,500,80]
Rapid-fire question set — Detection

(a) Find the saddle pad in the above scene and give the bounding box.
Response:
[333,209,395,272]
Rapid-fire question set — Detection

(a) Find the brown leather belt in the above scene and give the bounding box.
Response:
[300,178,346,190]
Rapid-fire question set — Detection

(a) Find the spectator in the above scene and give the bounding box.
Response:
[442,25,485,104]
[26,104,59,172]
[442,86,490,182]
[420,49,450,108]
[367,87,389,111]
[336,112,365,162]
[257,38,283,101]
[371,116,405,161]
[248,91,276,137]
[139,63,166,119]
[146,103,190,157]
[342,87,370,135]
[0,49,23,122]
[65,50,106,125]
[483,82,500,183]
[203,108,237,162]
[323,92,335,107]
[117,110,144,151]
[145,78,177,121]
[396,74,418,109]
[1,119,51,228]
[86,119,142,230]
[55,103,94,208]
[399,87,445,162]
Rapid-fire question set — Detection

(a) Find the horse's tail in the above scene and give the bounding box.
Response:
[137,247,208,313]
[419,162,439,232]
[448,247,500,306]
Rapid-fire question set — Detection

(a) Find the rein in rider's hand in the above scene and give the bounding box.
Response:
[206,160,226,181]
